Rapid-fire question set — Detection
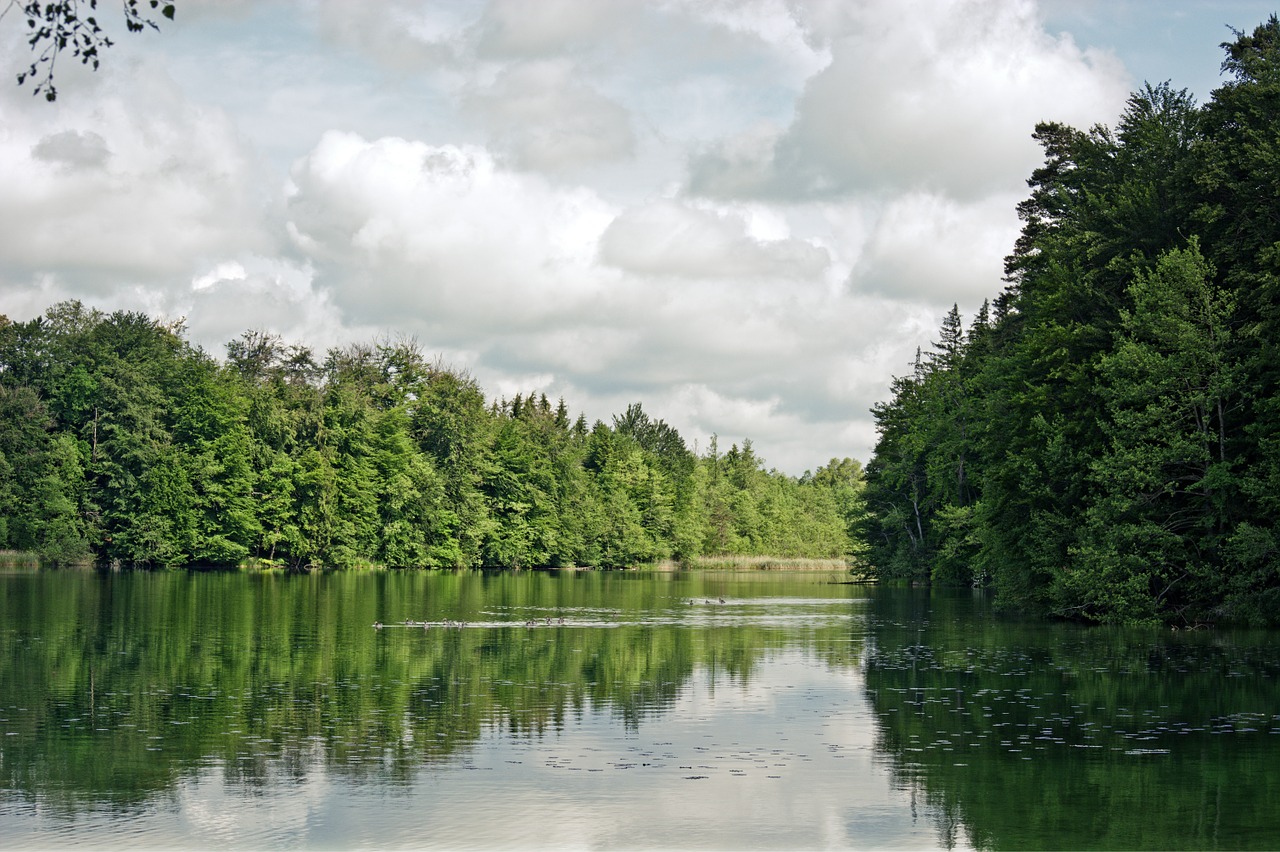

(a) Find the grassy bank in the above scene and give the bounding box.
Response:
[647,555,868,574]
[0,551,41,570]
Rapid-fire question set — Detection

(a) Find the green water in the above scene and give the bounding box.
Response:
[0,570,1277,849]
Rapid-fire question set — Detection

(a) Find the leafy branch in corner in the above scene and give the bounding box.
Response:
[4,0,175,101]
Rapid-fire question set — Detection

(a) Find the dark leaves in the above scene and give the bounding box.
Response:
[11,1,174,101]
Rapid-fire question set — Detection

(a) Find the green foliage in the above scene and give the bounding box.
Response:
[1067,242,1240,623]
[0,305,855,570]
[862,20,1280,625]
[699,437,858,561]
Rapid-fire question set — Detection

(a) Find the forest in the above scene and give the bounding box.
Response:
[0,301,862,570]
[862,18,1280,626]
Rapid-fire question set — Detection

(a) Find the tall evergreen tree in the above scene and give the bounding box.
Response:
[862,20,1280,624]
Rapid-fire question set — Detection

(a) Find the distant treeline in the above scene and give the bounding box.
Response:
[862,18,1280,625]
[0,302,863,569]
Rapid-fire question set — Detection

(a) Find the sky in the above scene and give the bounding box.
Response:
[1,0,1275,475]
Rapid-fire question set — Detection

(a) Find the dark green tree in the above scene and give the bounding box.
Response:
[1069,242,1241,623]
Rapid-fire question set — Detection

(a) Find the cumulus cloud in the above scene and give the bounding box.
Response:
[310,0,468,69]
[662,0,831,80]
[284,130,618,331]
[599,198,829,279]
[688,0,1131,200]
[179,257,360,352]
[473,0,626,58]
[31,129,111,170]
[276,123,905,472]
[0,67,266,288]
[852,191,1022,301]
[0,0,1171,473]
[191,260,248,292]
[464,60,636,171]
[614,288,934,474]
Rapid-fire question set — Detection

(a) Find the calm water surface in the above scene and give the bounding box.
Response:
[1,569,1278,849]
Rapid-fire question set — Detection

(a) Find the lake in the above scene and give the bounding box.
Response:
[1,568,1278,849]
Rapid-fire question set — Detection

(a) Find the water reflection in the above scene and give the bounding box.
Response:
[2,569,916,849]
[864,588,1280,850]
[6,572,1279,849]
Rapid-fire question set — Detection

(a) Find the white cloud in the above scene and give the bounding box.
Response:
[853,191,1022,302]
[473,0,626,58]
[284,130,618,332]
[31,129,111,170]
[0,66,266,286]
[275,120,910,472]
[182,259,358,354]
[464,60,636,171]
[662,0,831,80]
[599,198,829,279]
[191,261,247,292]
[0,0,1193,473]
[310,0,470,69]
[689,0,1131,199]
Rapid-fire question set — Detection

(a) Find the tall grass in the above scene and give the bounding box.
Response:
[0,550,41,571]
[645,555,859,572]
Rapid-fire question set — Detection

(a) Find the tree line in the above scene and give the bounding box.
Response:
[0,301,862,569]
[862,18,1280,625]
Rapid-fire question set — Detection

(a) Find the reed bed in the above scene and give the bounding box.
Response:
[647,555,860,572]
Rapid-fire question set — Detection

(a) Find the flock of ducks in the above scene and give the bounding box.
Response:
[374,597,728,629]
[372,616,566,629]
